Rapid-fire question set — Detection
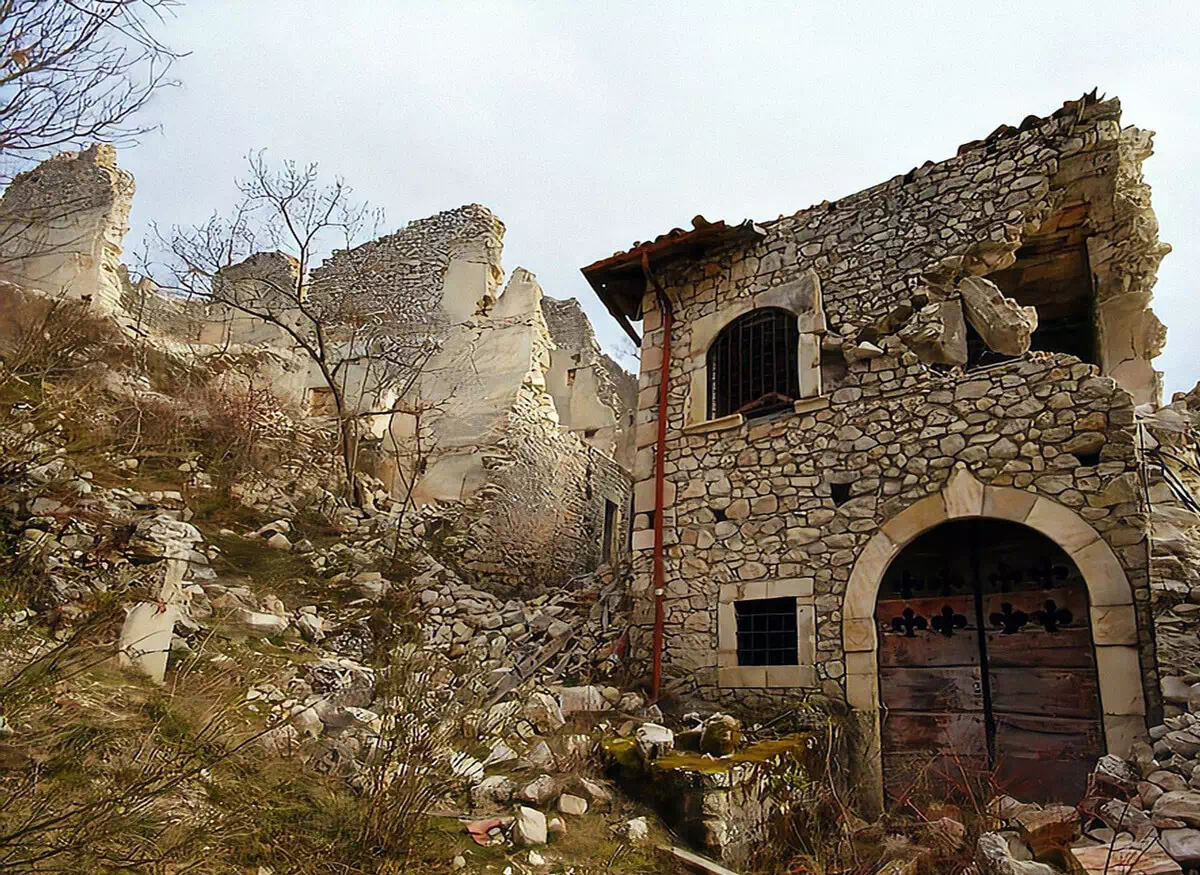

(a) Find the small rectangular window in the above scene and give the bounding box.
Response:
[735,597,798,666]
[601,499,617,563]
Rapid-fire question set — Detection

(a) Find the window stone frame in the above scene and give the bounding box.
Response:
[717,577,818,688]
[683,270,827,432]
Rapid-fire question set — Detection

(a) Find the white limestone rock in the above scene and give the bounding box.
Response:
[512,806,547,847]
[557,793,588,816]
[976,832,1057,875]
[635,723,674,761]
[959,276,1038,356]
[517,774,558,806]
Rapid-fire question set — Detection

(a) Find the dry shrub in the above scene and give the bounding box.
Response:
[0,600,241,874]
[187,377,299,489]
[102,373,299,491]
[0,287,123,391]
[761,721,1017,875]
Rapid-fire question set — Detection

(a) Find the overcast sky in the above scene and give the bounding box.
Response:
[121,1,1200,395]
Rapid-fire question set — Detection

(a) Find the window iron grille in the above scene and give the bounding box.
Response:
[707,308,799,420]
[734,597,799,666]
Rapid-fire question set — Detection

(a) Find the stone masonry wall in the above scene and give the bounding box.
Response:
[310,204,505,332]
[431,381,631,592]
[626,94,1165,715]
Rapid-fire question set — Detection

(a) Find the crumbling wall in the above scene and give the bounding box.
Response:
[653,94,1166,406]
[418,271,632,591]
[310,204,505,331]
[541,295,637,466]
[626,94,1165,716]
[442,385,630,591]
[0,144,636,592]
[0,144,135,314]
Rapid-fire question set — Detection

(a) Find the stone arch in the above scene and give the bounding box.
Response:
[842,468,1146,809]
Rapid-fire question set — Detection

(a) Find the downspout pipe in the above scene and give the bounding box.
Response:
[641,252,672,702]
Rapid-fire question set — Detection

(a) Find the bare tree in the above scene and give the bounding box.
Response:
[0,0,181,165]
[0,2,182,288]
[150,152,439,506]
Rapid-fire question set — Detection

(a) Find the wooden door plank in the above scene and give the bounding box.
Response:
[993,714,1104,760]
[989,667,1101,720]
[984,628,1095,668]
[880,666,982,712]
[879,630,981,668]
[880,712,987,755]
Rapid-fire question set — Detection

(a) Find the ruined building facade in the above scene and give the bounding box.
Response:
[0,154,635,592]
[585,93,1170,806]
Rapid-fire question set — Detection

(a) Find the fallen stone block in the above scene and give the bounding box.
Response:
[977,832,1058,875]
[959,275,1038,355]
[557,793,588,816]
[512,805,547,847]
[1154,790,1200,827]
[898,299,968,365]
[635,723,675,762]
[1068,839,1182,874]
[1013,804,1081,859]
[1160,827,1200,866]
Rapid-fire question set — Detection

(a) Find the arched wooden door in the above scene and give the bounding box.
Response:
[875,519,1104,803]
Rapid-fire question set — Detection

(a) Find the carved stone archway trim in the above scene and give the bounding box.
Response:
[842,467,1146,811]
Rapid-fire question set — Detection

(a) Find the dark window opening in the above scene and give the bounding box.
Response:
[707,308,799,420]
[968,206,1097,369]
[1073,451,1101,468]
[601,499,617,563]
[735,597,798,666]
[831,482,852,506]
[821,348,848,392]
[584,428,598,439]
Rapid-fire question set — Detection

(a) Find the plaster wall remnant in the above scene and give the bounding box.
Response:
[0,144,135,314]
[583,93,1171,793]
[541,295,638,466]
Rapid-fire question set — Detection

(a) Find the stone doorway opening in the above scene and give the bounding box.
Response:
[875,518,1104,803]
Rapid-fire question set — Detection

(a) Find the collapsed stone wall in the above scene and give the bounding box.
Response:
[625,94,1167,716]
[0,145,135,315]
[541,298,638,439]
[0,145,637,594]
[437,381,631,592]
[655,94,1166,407]
[422,281,632,592]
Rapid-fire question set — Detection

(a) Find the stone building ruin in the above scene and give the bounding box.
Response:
[0,144,136,315]
[583,92,1173,809]
[0,152,635,592]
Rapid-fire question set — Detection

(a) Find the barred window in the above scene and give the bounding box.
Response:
[735,597,799,666]
[707,308,799,420]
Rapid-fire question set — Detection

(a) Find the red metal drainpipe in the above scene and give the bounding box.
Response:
[641,252,672,703]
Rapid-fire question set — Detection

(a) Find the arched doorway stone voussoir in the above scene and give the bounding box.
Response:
[841,468,1146,796]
